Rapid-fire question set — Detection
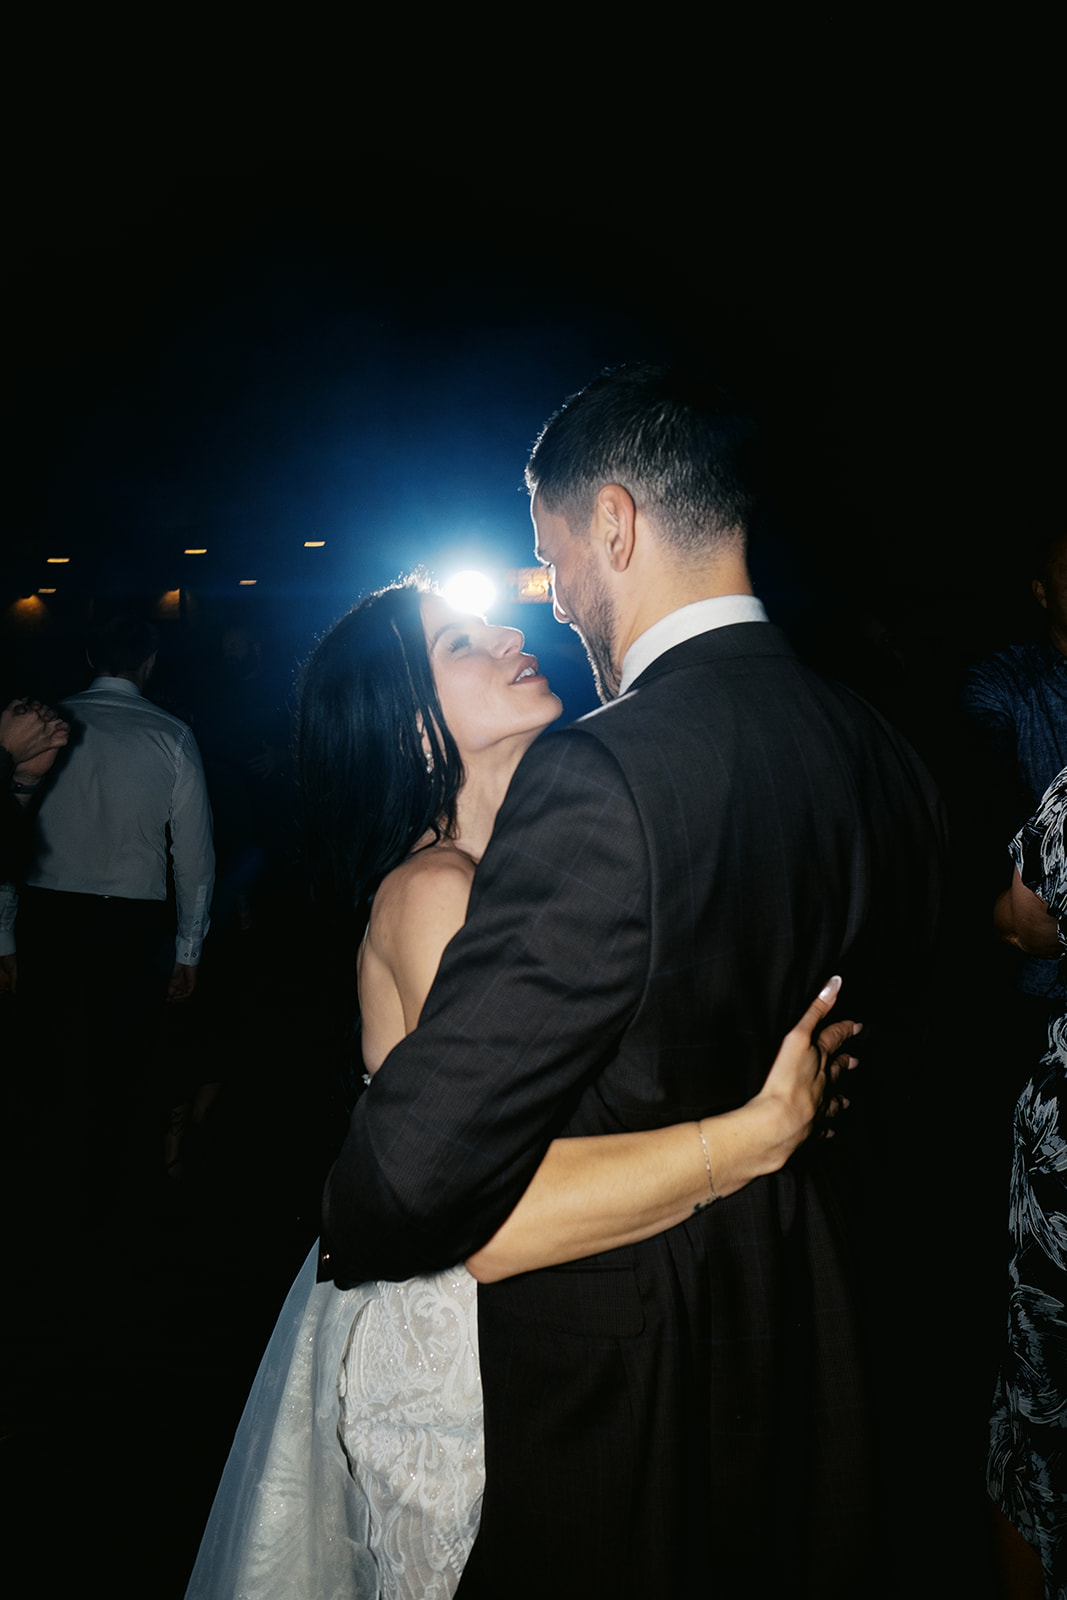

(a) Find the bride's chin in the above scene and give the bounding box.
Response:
[530,700,563,735]
[507,722,554,759]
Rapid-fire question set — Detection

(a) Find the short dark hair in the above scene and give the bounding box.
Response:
[88,615,160,675]
[525,362,762,556]
[296,576,463,944]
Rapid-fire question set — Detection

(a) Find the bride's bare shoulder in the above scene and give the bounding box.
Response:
[363,843,477,1039]
[369,842,476,951]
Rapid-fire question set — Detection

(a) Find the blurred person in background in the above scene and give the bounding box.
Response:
[0,614,214,1200]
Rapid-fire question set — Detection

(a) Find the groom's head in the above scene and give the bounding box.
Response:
[526,363,762,700]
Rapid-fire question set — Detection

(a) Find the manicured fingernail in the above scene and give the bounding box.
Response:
[818,975,842,1000]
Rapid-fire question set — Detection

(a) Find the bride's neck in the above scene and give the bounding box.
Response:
[450,745,528,863]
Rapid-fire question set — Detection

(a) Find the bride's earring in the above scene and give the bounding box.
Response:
[417,712,434,774]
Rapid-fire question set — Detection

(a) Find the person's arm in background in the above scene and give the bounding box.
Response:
[0,700,70,995]
[0,699,70,784]
[0,880,17,996]
[168,726,216,1002]
[995,764,1067,960]
[0,743,19,995]
[0,699,69,809]
[995,867,1062,957]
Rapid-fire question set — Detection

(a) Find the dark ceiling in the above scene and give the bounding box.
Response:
[3,55,1062,703]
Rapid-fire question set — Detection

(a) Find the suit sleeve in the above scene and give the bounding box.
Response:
[321,729,651,1284]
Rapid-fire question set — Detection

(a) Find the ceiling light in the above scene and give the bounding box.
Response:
[507,567,553,603]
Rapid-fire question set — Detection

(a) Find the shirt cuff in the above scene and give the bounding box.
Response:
[175,883,211,966]
[0,881,17,955]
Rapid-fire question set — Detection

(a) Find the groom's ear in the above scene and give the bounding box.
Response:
[593,484,637,573]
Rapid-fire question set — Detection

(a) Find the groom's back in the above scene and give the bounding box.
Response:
[559,621,945,1130]
[467,620,946,1600]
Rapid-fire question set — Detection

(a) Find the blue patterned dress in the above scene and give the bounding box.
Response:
[988,768,1067,1597]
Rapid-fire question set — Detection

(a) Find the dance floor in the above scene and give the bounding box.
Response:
[0,978,335,1599]
[0,978,1016,1599]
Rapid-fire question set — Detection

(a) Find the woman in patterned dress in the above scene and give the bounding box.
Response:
[989,765,1067,1598]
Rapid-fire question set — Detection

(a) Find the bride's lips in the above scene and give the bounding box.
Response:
[511,656,544,684]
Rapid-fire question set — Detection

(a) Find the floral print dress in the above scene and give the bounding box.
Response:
[988,768,1067,1597]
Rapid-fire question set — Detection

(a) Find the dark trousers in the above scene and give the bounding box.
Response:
[12,886,172,1203]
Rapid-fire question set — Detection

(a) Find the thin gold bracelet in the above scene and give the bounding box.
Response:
[697,1120,718,1203]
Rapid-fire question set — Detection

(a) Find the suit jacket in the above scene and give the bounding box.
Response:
[321,622,948,1598]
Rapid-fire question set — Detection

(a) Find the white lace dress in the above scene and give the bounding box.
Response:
[184,1245,484,1600]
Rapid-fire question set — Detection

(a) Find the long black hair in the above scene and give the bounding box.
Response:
[297,575,463,957]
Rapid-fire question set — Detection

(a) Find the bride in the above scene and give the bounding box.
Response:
[185,577,857,1600]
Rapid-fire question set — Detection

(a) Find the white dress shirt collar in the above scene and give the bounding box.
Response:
[618,595,769,694]
[83,675,143,697]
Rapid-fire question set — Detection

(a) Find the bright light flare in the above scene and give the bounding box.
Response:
[443,570,496,615]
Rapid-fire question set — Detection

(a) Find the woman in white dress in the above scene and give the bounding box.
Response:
[185,578,858,1600]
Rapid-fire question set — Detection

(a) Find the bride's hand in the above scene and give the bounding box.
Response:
[751,975,860,1157]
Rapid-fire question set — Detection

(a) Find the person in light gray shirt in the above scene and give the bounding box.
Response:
[0,615,214,1192]
[0,616,214,988]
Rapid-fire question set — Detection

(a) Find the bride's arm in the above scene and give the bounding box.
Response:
[467,982,856,1282]
[373,858,857,1285]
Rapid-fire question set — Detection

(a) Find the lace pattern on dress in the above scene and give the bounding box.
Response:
[339,1266,484,1600]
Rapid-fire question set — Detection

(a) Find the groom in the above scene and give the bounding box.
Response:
[322,365,947,1597]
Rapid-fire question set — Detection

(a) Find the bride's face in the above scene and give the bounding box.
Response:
[421,592,562,762]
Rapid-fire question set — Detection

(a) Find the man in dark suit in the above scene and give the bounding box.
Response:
[322,365,947,1597]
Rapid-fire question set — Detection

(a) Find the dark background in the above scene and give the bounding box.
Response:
[4,36,1062,723]
[1,28,1062,1597]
